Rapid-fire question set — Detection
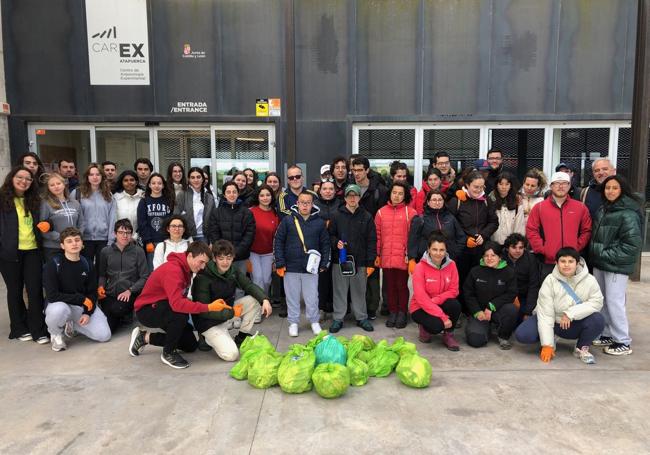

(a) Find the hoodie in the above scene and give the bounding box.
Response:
[409,252,459,321]
[98,242,149,296]
[134,252,208,314]
[39,198,84,249]
[76,190,116,243]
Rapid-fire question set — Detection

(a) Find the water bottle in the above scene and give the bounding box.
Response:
[339,244,347,263]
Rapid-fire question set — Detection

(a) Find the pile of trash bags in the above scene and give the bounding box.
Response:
[229,331,432,399]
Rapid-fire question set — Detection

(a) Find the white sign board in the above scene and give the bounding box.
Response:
[85,0,150,85]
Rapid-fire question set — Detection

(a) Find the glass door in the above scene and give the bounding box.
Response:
[32,128,92,176]
[96,129,151,173]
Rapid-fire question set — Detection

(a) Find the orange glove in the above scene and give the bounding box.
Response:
[513,296,521,309]
[207,299,232,312]
[233,304,243,318]
[276,267,286,278]
[146,243,155,253]
[374,256,381,268]
[246,260,252,274]
[540,345,555,363]
[82,298,94,312]
[408,259,416,275]
[366,267,375,277]
[36,221,51,233]
[97,286,106,300]
[466,236,478,248]
[455,190,467,202]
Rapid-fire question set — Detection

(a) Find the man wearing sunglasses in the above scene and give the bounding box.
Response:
[277,165,318,218]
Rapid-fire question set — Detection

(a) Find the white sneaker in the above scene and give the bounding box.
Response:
[288,323,299,337]
[17,333,32,342]
[574,346,596,364]
[51,334,67,352]
[311,322,322,335]
[64,320,75,338]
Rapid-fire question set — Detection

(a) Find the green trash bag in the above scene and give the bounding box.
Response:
[350,334,375,351]
[396,354,432,388]
[312,363,350,399]
[277,345,316,394]
[314,335,347,366]
[230,349,267,380]
[367,341,400,377]
[240,333,275,355]
[356,350,371,363]
[306,330,327,349]
[390,336,418,358]
[335,336,349,350]
[346,340,369,386]
[247,351,283,389]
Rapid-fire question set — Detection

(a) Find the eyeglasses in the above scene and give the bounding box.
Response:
[287,175,302,181]
[14,175,33,182]
[116,230,133,236]
[436,161,450,167]
[169,224,184,229]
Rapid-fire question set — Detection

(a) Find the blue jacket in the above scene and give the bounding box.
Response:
[273,205,330,273]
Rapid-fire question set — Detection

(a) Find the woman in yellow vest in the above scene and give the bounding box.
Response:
[0,166,48,343]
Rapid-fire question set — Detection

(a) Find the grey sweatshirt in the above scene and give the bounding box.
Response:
[72,189,116,243]
[98,242,149,296]
[39,199,85,249]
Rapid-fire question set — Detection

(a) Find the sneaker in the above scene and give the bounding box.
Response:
[418,325,432,343]
[64,320,75,338]
[367,310,377,320]
[385,313,397,328]
[592,336,614,347]
[18,333,32,342]
[35,336,50,345]
[279,306,288,318]
[128,327,146,357]
[395,312,407,329]
[329,319,343,333]
[442,332,460,351]
[51,334,67,352]
[574,346,596,364]
[288,323,299,337]
[498,337,512,350]
[197,334,212,352]
[603,343,633,356]
[161,350,190,369]
[311,322,322,335]
[356,319,374,332]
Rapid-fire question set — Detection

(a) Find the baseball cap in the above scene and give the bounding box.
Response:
[474,159,490,171]
[555,162,571,172]
[344,184,361,196]
[320,164,331,176]
[550,171,571,184]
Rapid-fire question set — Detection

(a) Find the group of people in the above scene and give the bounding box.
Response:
[0,149,641,369]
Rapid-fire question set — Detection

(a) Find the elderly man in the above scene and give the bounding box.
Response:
[581,158,616,219]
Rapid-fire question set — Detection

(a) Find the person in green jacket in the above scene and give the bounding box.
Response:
[191,240,272,361]
[588,175,642,356]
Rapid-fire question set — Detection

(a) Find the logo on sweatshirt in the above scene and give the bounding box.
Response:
[497,280,505,286]
[476,278,487,283]
[81,272,88,277]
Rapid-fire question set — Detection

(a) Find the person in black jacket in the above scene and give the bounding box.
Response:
[0,166,48,343]
[207,181,256,277]
[485,149,505,194]
[408,189,465,271]
[463,241,518,349]
[44,227,111,351]
[503,233,540,324]
[314,180,342,317]
[328,184,377,333]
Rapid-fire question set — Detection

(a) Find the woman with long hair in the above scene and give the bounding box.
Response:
[0,166,48,343]
[588,175,642,356]
[263,171,285,311]
[314,179,341,318]
[243,168,259,191]
[414,168,442,215]
[137,173,174,269]
[264,172,283,198]
[73,163,116,271]
[39,172,84,261]
[152,215,193,269]
[113,170,144,243]
[520,168,546,227]
[166,162,187,197]
[488,171,525,244]
[174,166,215,243]
[232,171,254,206]
[249,184,279,296]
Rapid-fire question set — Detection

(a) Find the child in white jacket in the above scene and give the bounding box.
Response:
[515,247,604,364]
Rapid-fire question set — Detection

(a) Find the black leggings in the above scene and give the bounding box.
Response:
[135,300,197,354]
[411,299,462,335]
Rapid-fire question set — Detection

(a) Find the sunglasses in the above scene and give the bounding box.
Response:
[287,175,302,181]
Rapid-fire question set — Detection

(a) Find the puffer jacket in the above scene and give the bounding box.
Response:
[535,258,603,348]
[113,189,144,240]
[375,202,416,270]
[408,205,465,261]
[588,195,642,276]
[409,252,459,321]
[274,205,330,273]
[488,196,526,245]
[446,194,499,241]
[207,198,256,261]
[314,197,341,227]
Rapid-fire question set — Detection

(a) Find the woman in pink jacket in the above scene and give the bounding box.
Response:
[375,181,417,329]
[410,231,461,351]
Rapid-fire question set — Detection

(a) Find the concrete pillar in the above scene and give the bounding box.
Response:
[0,3,11,180]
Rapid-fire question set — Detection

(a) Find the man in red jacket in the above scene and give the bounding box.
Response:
[526,171,592,279]
[129,242,226,369]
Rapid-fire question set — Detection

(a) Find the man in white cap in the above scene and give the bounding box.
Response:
[526,171,592,278]
[320,164,332,181]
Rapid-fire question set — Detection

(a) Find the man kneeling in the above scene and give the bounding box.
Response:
[192,240,272,361]
[44,227,111,351]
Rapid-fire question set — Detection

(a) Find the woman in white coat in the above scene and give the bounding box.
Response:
[113,170,144,242]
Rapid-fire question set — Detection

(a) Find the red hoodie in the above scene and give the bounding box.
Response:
[409,253,459,321]
[134,252,209,314]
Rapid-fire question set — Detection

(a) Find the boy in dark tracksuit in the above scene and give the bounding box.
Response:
[192,240,272,361]
[98,219,149,333]
[44,227,111,352]
[463,242,518,349]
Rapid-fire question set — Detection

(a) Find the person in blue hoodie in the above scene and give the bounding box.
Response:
[137,173,174,270]
[274,191,330,337]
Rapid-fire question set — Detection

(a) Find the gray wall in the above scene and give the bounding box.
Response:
[2,0,638,179]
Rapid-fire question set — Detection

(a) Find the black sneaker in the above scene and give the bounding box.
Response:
[197,334,212,352]
[233,332,250,347]
[329,320,343,333]
[603,343,632,356]
[592,336,614,347]
[367,310,377,320]
[128,327,146,357]
[357,319,374,332]
[385,313,397,328]
[395,312,407,329]
[161,350,190,369]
